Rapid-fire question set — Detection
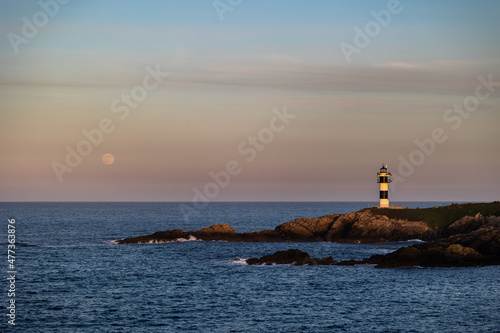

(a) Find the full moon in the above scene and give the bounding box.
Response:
[102,153,115,165]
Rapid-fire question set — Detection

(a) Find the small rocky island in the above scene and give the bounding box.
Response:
[118,202,500,268]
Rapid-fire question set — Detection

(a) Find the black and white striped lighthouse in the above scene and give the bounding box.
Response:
[377,164,392,208]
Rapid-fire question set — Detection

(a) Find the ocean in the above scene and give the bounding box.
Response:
[1,202,499,332]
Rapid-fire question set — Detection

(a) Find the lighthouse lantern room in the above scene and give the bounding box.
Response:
[377,164,392,208]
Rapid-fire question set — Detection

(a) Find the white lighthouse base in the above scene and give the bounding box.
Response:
[379,199,389,208]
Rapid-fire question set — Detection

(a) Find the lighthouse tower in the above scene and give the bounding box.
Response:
[377,164,392,208]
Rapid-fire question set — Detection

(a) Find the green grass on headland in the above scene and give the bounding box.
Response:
[371,202,500,228]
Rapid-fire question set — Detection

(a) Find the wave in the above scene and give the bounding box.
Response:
[108,235,200,245]
[141,235,199,244]
[228,258,248,265]
[225,258,295,266]
[402,239,426,243]
[378,239,427,246]
[175,235,199,242]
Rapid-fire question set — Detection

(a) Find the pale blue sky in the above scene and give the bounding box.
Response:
[1,0,499,201]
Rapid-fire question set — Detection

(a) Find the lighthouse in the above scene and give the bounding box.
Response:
[377,164,392,208]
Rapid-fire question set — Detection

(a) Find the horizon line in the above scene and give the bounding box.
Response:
[0,200,493,203]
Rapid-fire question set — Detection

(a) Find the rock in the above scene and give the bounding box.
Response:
[445,244,480,257]
[246,249,337,266]
[325,214,500,268]
[443,215,481,236]
[352,246,425,268]
[117,207,500,268]
[152,229,184,238]
[275,215,338,238]
[117,202,500,265]
[118,209,436,244]
[274,210,434,243]
[116,211,437,244]
[325,210,432,243]
[306,256,336,265]
[247,249,310,265]
[197,223,235,234]
[340,225,500,268]
[118,229,186,244]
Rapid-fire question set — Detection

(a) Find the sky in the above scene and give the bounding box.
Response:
[0,0,499,202]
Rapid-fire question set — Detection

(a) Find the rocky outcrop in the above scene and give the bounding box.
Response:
[273,210,434,243]
[246,249,336,266]
[324,210,434,243]
[243,215,500,268]
[117,204,500,267]
[197,223,235,235]
[116,223,285,244]
[117,210,436,244]
[339,215,500,268]
[275,215,339,239]
[441,213,488,237]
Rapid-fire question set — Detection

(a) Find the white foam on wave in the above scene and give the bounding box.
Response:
[141,239,173,244]
[176,235,198,242]
[107,240,119,245]
[224,259,294,266]
[404,239,426,243]
[229,258,248,265]
[143,239,164,244]
[376,249,395,254]
[139,234,199,244]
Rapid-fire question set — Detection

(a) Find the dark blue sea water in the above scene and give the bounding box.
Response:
[1,202,499,332]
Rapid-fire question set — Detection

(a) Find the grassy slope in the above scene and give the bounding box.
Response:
[371,201,500,228]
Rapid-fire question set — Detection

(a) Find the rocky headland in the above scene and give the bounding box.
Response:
[246,214,500,268]
[350,213,500,268]
[117,202,500,268]
[117,209,435,244]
